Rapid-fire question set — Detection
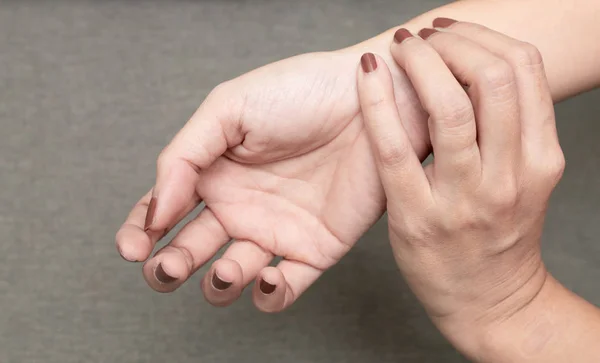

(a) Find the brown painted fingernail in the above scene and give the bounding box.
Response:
[432,17,458,28]
[259,279,276,295]
[393,28,413,44]
[211,272,232,291]
[154,263,177,284]
[144,196,157,231]
[419,28,438,40]
[360,53,377,73]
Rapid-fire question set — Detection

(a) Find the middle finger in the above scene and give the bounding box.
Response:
[421,28,521,184]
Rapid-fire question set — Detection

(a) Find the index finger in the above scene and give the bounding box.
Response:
[390,29,481,186]
[357,52,430,209]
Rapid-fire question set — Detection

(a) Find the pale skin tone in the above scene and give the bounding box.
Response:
[115,0,600,360]
[357,22,600,361]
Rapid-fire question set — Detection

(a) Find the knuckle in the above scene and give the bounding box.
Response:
[553,152,566,177]
[531,146,565,180]
[404,40,434,58]
[434,99,476,145]
[208,81,230,100]
[156,147,171,171]
[506,42,544,69]
[474,60,515,93]
[390,213,434,244]
[401,43,438,72]
[438,202,479,232]
[365,94,387,109]
[376,137,412,168]
[544,150,566,183]
[484,178,519,210]
[205,80,243,116]
[436,97,474,130]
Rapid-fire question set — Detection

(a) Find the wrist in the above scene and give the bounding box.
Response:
[474,272,556,362]
[339,26,433,161]
[433,264,552,362]
[339,26,399,66]
[451,274,600,363]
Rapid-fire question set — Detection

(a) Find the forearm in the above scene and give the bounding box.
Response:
[473,275,600,362]
[349,0,600,102]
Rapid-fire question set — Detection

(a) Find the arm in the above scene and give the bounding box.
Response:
[350,0,600,102]
[394,3,600,360]
[355,14,600,363]
[479,276,600,362]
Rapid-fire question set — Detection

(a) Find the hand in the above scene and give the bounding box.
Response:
[115,45,431,311]
[356,21,564,356]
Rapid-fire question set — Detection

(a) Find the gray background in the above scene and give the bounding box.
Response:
[1,1,599,362]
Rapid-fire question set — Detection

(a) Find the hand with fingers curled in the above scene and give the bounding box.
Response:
[357,21,596,361]
[116,24,432,312]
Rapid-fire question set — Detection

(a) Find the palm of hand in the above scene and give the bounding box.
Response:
[198,120,382,271]
[199,51,385,271]
[119,49,429,310]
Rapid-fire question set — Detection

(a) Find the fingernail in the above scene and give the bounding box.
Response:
[144,196,157,231]
[432,17,458,28]
[211,272,232,291]
[259,279,276,295]
[154,263,177,284]
[393,28,413,44]
[419,28,438,40]
[360,53,377,73]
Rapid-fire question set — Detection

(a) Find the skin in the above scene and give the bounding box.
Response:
[357,20,600,361]
[115,0,600,339]
[115,50,429,311]
[116,21,433,313]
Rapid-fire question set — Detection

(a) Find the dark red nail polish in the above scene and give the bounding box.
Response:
[360,53,377,73]
[393,28,413,44]
[144,197,157,231]
[211,272,232,290]
[154,263,177,284]
[259,279,276,295]
[419,28,438,40]
[432,17,458,28]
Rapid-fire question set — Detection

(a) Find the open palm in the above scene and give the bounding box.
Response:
[116,49,429,312]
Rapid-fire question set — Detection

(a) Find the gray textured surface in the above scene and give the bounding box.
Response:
[1,1,599,362]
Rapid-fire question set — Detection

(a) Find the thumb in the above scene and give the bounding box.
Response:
[144,83,245,232]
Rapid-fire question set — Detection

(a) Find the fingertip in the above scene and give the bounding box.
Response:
[360,52,378,73]
[202,258,244,307]
[154,262,177,284]
[432,17,458,29]
[158,252,191,282]
[252,267,287,313]
[221,239,274,286]
[117,242,138,262]
[143,251,188,293]
[210,258,241,286]
[116,224,153,262]
[393,28,414,44]
[418,28,439,40]
[357,55,394,108]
